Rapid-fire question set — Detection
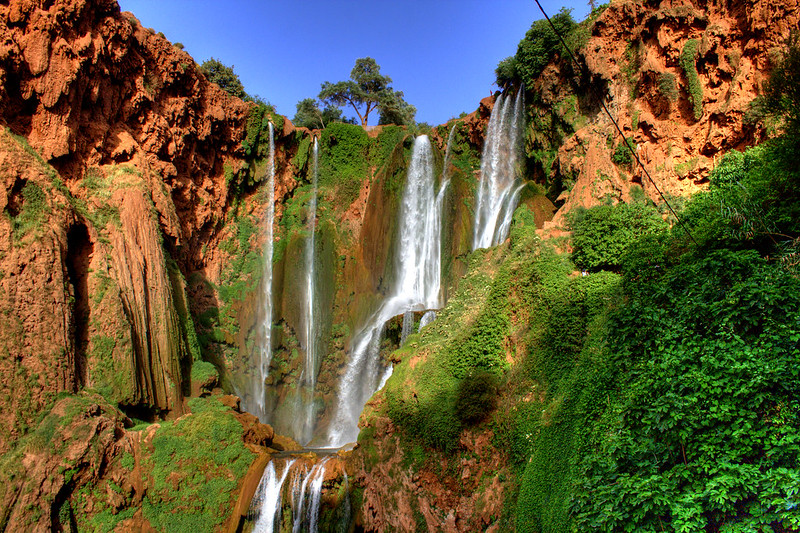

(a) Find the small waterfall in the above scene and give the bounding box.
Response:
[250,458,295,533]
[247,122,276,421]
[296,138,320,444]
[400,310,415,345]
[326,135,447,447]
[472,90,525,250]
[419,310,436,331]
[249,457,335,533]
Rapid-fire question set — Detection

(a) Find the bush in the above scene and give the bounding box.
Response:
[567,202,667,271]
[200,58,247,100]
[680,39,703,119]
[611,136,635,167]
[515,8,577,89]
[658,72,679,101]
[455,371,498,425]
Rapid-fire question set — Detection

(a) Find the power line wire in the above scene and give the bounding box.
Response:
[532,0,698,245]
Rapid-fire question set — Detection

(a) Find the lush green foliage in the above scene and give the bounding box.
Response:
[318,122,369,204]
[764,34,800,136]
[659,71,679,101]
[292,97,351,129]
[680,39,703,120]
[455,371,498,425]
[141,396,254,532]
[514,8,577,89]
[567,202,667,271]
[495,56,519,90]
[514,115,800,531]
[319,57,415,127]
[200,58,247,99]
[611,136,636,167]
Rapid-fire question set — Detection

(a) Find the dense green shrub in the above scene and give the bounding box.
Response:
[318,122,369,205]
[611,136,635,167]
[495,56,519,89]
[680,39,703,119]
[11,180,49,241]
[200,58,247,100]
[658,72,679,101]
[514,8,577,89]
[455,371,498,425]
[567,202,667,271]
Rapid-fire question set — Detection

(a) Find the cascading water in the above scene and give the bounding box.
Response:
[248,456,337,533]
[326,135,447,447]
[472,90,525,250]
[250,458,295,533]
[245,122,276,421]
[295,138,321,444]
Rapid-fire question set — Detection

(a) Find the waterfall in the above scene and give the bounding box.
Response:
[296,138,320,444]
[250,458,295,533]
[249,457,332,533]
[326,135,446,447]
[472,90,525,250]
[246,121,276,421]
[419,310,436,331]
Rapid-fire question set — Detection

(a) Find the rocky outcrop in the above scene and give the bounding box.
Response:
[529,0,800,228]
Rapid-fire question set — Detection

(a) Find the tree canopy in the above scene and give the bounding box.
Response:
[292,98,352,129]
[319,57,416,127]
[200,58,247,100]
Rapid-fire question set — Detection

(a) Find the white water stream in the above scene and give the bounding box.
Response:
[326,135,447,447]
[296,138,321,444]
[245,121,276,421]
[472,91,525,250]
[249,457,331,533]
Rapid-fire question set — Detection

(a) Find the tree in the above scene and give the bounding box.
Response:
[292,98,350,129]
[514,8,577,89]
[378,89,416,126]
[319,57,415,127]
[200,58,247,100]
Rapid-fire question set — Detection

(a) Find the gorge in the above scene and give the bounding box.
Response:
[1,0,800,532]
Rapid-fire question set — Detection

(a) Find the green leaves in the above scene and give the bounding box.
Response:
[319,57,415,127]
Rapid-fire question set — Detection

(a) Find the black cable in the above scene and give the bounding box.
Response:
[533,0,699,246]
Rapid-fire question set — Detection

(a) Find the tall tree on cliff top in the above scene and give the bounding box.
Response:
[319,57,416,127]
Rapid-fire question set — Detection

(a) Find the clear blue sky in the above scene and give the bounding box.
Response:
[118,0,590,126]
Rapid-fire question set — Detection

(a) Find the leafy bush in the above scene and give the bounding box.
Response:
[680,39,703,119]
[495,56,519,89]
[658,72,679,101]
[567,202,667,271]
[318,122,369,205]
[611,136,635,167]
[455,371,498,425]
[200,58,247,100]
[514,8,577,89]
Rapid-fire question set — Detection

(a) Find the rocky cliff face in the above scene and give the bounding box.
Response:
[528,0,799,229]
[0,0,795,530]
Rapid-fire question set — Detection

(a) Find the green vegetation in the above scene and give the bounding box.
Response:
[513,8,577,89]
[319,57,416,127]
[318,122,370,204]
[190,360,218,385]
[9,181,49,242]
[680,39,703,119]
[199,57,247,99]
[292,97,352,129]
[610,136,636,168]
[621,41,643,98]
[567,201,666,272]
[658,71,679,101]
[139,396,254,532]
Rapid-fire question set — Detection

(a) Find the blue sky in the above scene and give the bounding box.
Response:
[118,0,590,126]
